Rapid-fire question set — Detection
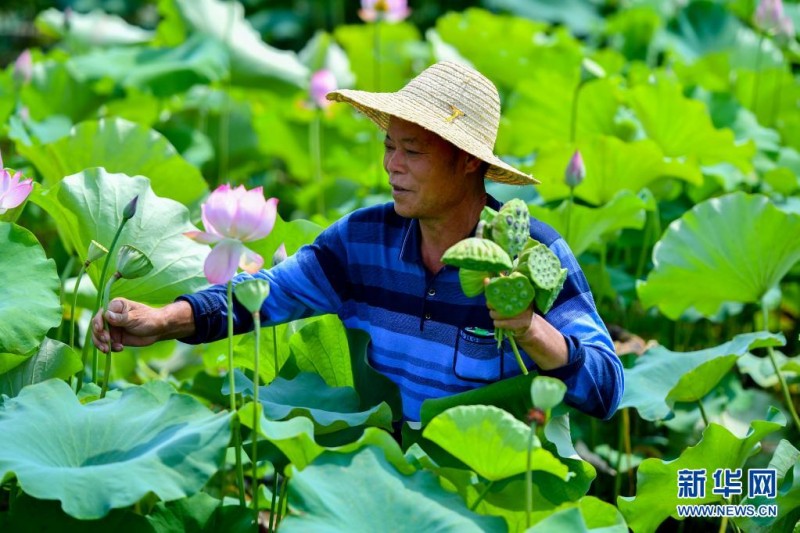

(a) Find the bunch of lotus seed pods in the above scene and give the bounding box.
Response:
[441,199,569,375]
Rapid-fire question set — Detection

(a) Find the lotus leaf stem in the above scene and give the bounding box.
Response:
[762,304,800,431]
[272,325,279,382]
[57,255,76,342]
[526,420,536,529]
[507,334,529,376]
[697,399,709,428]
[469,479,494,512]
[99,274,120,399]
[69,263,87,352]
[269,472,279,532]
[310,110,325,215]
[227,281,247,506]
[252,311,261,523]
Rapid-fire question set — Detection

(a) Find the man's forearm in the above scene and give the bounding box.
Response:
[156,301,196,341]
[516,314,569,370]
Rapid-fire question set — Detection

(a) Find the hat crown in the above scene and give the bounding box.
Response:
[397,61,501,150]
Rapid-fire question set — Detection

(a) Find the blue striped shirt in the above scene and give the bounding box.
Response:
[178,197,623,421]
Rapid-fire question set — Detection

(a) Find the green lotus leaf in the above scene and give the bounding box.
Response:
[531,136,699,205]
[481,0,602,39]
[0,379,231,519]
[0,222,61,357]
[239,408,410,473]
[629,75,756,174]
[737,350,800,389]
[35,8,154,46]
[18,118,208,206]
[529,190,648,255]
[234,372,392,435]
[280,447,506,532]
[423,405,569,481]
[146,492,253,533]
[19,55,102,123]
[334,22,423,92]
[734,69,800,135]
[67,35,228,98]
[0,338,80,397]
[499,74,619,156]
[173,0,308,89]
[530,496,628,532]
[736,439,800,533]
[637,193,800,319]
[0,493,152,533]
[32,169,210,305]
[618,407,786,533]
[619,331,784,421]
[289,315,353,388]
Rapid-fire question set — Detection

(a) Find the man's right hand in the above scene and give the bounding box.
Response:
[92,298,170,353]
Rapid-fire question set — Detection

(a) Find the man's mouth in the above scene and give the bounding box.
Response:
[391,184,410,192]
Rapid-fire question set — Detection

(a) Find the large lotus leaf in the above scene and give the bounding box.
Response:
[280,447,506,532]
[346,328,403,417]
[235,372,392,435]
[737,350,800,388]
[174,0,307,89]
[0,222,61,357]
[637,192,800,319]
[146,492,253,533]
[18,118,208,206]
[239,408,410,473]
[629,75,756,173]
[19,55,103,123]
[736,439,800,533]
[423,405,569,482]
[0,338,80,397]
[289,315,352,388]
[529,190,648,255]
[435,9,579,90]
[247,213,323,265]
[67,35,228,98]
[531,136,699,205]
[33,169,210,305]
[0,493,152,533]
[0,379,231,519]
[619,332,784,421]
[530,496,628,532]
[498,74,619,156]
[228,322,292,383]
[35,8,154,46]
[618,407,786,533]
[734,68,800,133]
[483,0,603,35]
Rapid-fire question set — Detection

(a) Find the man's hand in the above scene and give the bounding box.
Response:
[92,298,165,353]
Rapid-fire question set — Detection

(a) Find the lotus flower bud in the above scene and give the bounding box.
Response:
[359,0,410,23]
[530,376,567,411]
[122,195,139,221]
[234,279,271,314]
[564,150,585,188]
[579,57,605,86]
[86,240,109,265]
[310,69,337,109]
[116,245,153,279]
[13,50,32,85]
[272,243,288,266]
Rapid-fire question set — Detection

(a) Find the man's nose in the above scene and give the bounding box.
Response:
[385,150,406,173]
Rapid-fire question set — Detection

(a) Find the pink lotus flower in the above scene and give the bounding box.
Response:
[310,70,337,109]
[754,0,793,36]
[359,0,411,23]
[564,150,585,188]
[0,152,33,215]
[13,49,32,85]
[185,184,279,284]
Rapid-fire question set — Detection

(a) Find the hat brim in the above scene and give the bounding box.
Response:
[327,89,539,186]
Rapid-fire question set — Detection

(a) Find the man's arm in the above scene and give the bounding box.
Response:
[92,298,195,353]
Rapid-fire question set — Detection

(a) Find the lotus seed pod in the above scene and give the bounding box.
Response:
[521,243,563,291]
[234,279,271,314]
[458,268,489,297]
[479,206,497,240]
[534,268,567,315]
[86,240,109,264]
[115,245,153,280]
[485,273,535,318]
[490,199,530,258]
[442,238,513,272]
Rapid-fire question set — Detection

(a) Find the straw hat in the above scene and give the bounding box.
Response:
[326,61,538,185]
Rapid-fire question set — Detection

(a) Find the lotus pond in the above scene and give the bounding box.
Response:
[1,0,800,531]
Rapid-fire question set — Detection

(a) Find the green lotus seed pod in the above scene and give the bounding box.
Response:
[86,240,108,264]
[479,207,497,241]
[490,199,530,258]
[442,238,513,272]
[520,243,563,290]
[234,279,271,314]
[115,245,153,280]
[534,268,567,315]
[458,268,489,297]
[485,273,535,318]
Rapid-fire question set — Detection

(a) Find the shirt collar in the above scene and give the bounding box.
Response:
[398,194,502,264]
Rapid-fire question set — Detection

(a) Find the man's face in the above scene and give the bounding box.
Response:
[384,117,474,221]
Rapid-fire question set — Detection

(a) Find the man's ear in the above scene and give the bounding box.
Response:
[463,152,483,174]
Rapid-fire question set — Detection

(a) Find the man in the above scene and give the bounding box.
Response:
[92,61,623,422]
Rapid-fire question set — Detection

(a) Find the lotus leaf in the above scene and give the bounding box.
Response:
[289,315,353,387]
[618,407,786,533]
[0,338,80,397]
[637,192,800,319]
[35,8,154,46]
[529,496,628,532]
[280,447,506,532]
[0,379,231,519]
[0,222,61,357]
